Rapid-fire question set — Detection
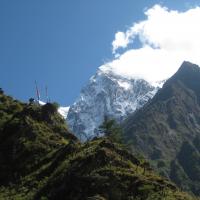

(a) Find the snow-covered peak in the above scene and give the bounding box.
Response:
[58,106,70,118]
[117,80,131,90]
[67,69,161,141]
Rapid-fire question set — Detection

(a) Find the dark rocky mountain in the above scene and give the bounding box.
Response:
[0,90,194,200]
[123,61,200,195]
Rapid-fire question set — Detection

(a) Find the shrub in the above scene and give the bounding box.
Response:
[29,98,35,104]
[0,88,4,94]
[42,102,59,114]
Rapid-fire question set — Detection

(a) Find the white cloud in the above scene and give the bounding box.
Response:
[105,5,200,83]
[112,32,129,54]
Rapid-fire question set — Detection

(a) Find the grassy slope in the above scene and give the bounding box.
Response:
[0,91,197,200]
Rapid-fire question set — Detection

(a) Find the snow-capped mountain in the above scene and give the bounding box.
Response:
[58,106,70,118]
[67,68,162,141]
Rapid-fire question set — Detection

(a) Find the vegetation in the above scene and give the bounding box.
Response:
[123,61,200,196]
[0,90,197,199]
[98,116,124,144]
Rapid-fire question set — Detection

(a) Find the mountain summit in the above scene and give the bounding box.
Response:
[123,61,200,195]
[67,69,161,140]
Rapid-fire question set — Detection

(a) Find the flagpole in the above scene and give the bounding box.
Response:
[45,86,48,103]
[35,81,40,103]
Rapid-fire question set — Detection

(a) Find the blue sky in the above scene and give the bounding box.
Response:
[0,0,199,105]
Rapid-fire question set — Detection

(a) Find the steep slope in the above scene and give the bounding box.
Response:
[0,90,194,200]
[67,69,159,141]
[123,61,200,195]
[0,137,194,200]
[0,92,77,184]
[34,138,193,200]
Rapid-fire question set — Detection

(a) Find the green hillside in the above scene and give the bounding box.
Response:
[0,90,196,200]
[123,62,200,195]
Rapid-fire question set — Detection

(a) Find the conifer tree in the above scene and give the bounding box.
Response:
[98,116,123,143]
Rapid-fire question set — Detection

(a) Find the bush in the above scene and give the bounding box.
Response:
[42,102,59,114]
[9,103,23,113]
[29,98,35,104]
[0,88,4,94]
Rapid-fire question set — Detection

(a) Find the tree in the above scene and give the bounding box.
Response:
[29,98,35,104]
[0,88,4,94]
[98,116,123,143]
